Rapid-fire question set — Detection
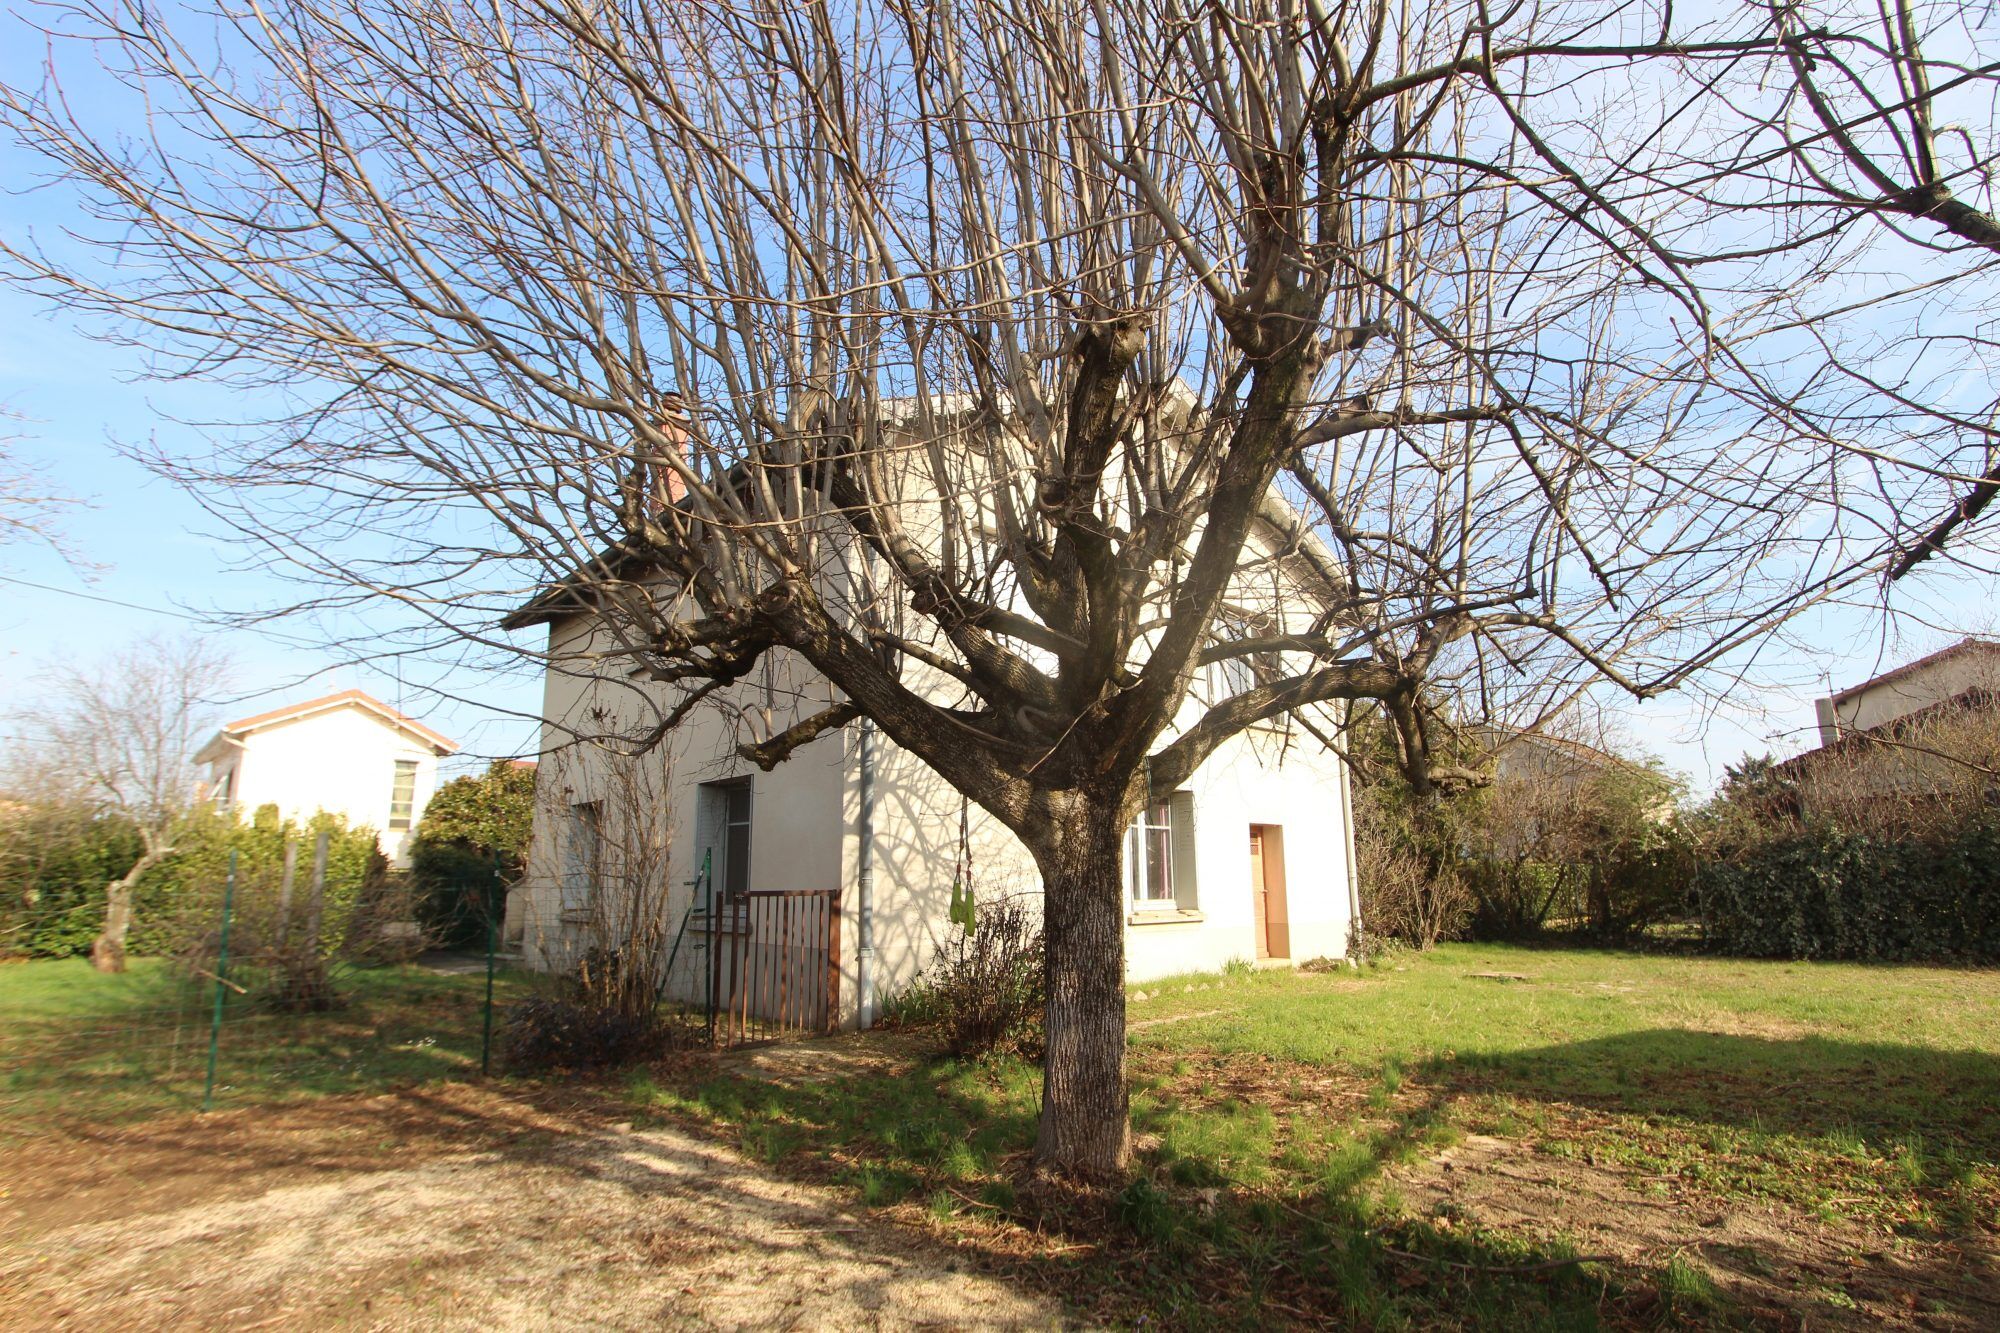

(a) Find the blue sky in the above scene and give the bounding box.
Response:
[0,284,548,772]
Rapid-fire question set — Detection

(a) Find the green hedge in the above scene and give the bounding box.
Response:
[1695,819,2000,963]
[3,804,381,960]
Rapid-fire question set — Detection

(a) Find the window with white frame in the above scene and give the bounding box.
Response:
[1207,608,1281,700]
[387,759,419,829]
[1126,799,1176,907]
[561,800,602,913]
[1126,790,1199,912]
[696,778,752,902]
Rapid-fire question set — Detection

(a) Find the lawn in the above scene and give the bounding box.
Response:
[0,955,527,1134]
[635,944,2000,1329]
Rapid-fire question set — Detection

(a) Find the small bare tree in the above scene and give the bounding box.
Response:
[523,742,680,1026]
[11,635,229,972]
[1794,700,2000,837]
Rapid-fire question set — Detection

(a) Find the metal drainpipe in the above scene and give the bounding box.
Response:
[1339,702,1364,964]
[856,715,878,1029]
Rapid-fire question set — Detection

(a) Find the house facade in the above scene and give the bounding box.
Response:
[1779,638,2000,823]
[1810,637,2000,745]
[194,689,459,866]
[507,495,1364,1028]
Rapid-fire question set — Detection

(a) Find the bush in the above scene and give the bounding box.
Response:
[1694,817,2000,962]
[1352,784,1473,947]
[0,803,143,958]
[409,759,534,950]
[884,896,1044,1059]
[499,995,670,1071]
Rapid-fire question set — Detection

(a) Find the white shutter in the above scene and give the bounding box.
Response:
[1169,789,1198,910]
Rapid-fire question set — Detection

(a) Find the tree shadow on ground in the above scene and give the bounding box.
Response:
[628,1048,1663,1329]
[1440,1029,2000,1166]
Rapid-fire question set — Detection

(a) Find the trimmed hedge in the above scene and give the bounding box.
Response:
[1695,818,2000,963]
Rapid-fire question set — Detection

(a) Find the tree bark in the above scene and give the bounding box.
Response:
[89,877,133,973]
[90,849,167,974]
[1031,797,1132,1175]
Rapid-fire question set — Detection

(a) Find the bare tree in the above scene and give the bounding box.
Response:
[0,406,77,560]
[4,0,1998,1169]
[10,635,228,971]
[523,741,680,1024]
[1623,2,2000,582]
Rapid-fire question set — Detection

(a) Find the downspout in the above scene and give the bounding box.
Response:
[1339,701,1364,964]
[855,715,878,1028]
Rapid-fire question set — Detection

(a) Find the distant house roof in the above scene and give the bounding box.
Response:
[196,689,459,763]
[1828,637,2000,705]
[1469,722,1638,775]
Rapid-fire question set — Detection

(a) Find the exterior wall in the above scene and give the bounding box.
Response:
[215,706,444,866]
[1125,722,1356,981]
[518,615,850,990]
[513,470,1362,1014]
[1821,643,2000,743]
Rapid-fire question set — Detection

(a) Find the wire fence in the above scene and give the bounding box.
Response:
[6,838,854,1132]
[0,843,515,1129]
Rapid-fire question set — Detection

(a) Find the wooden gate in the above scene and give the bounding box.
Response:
[706,889,842,1045]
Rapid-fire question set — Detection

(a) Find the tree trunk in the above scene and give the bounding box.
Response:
[90,851,165,974]
[89,876,134,973]
[1032,799,1131,1175]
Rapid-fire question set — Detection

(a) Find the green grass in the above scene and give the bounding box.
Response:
[1130,944,2000,1231]
[0,956,528,1133]
[634,943,2000,1328]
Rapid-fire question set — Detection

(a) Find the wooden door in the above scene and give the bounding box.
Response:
[1249,827,1269,960]
[1250,824,1290,960]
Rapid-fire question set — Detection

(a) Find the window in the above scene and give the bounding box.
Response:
[1126,800,1176,907]
[1126,790,1199,912]
[561,800,602,912]
[387,759,419,829]
[697,778,752,902]
[1207,609,1281,699]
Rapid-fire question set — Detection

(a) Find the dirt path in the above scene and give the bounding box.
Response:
[0,1085,1062,1331]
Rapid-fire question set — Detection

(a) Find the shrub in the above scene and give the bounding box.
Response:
[409,759,534,949]
[1694,817,2000,962]
[499,995,669,1071]
[885,896,1044,1059]
[1352,784,1473,947]
[0,803,143,958]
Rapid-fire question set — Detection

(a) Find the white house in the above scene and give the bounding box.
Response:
[194,689,459,866]
[1810,637,2000,745]
[504,439,1364,1029]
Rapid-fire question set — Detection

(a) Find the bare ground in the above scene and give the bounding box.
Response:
[1390,1131,2000,1330]
[0,1083,1063,1331]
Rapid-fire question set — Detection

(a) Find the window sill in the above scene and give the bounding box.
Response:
[558,908,592,925]
[1128,908,1205,926]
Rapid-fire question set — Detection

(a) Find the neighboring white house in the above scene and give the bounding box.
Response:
[504,435,1365,1029]
[1777,637,2000,818]
[194,689,459,866]
[1810,637,2000,745]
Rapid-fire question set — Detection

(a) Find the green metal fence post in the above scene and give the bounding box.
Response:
[201,849,238,1113]
[481,866,499,1076]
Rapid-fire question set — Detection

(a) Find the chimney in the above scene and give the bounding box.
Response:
[648,392,690,511]
[1814,696,1840,748]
